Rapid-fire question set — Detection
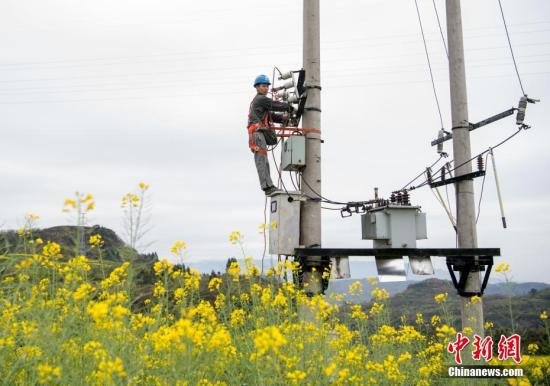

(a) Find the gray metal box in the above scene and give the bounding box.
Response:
[361,206,427,248]
[269,192,302,255]
[282,135,306,171]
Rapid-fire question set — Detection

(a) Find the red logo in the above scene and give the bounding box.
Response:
[447,333,521,364]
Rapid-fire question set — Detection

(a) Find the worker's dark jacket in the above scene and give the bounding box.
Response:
[248,94,291,127]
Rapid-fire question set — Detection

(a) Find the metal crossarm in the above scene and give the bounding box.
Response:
[294,247,500,257]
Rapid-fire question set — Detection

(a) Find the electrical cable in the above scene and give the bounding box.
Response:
[400,153,445,191]
[270,145,291,195]
[432,0,449,58]
[261,196,267,275]
[414,0,445,129]
[299,171,347,205]
[289,169,299,191]
[497,0,527,95]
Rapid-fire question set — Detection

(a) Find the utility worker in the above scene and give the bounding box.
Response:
[247,74,293,195]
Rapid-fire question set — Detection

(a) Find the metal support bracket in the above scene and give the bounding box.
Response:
[446,255,493,297]
[429,170,485,188]
[431,107,517,146]
[294,247,499,297]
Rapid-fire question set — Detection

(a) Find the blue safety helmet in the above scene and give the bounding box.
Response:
[253,74,271,87]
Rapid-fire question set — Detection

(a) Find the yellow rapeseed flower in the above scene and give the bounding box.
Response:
[171,241,187,255]
[227,261,241,281]
[37,363,61,384]
[92,357,127,384]
[434,292,448,304]
[527,343,539,354]
[286,370,306,384]
[63,198,77,209]
[88,234,104,248]
[42,241,62,258]
[153,259,174,276]
[540,311,548,320]
[371,287,389,301]
[251,326,287,359]
[348,281,363,296]
[230,309,246,327]
[138,182,150,190]
[495,262,510,273]
[73,283,95,301]
[228,230,243,244]
[470,295,481,304]
[208,277,222,292]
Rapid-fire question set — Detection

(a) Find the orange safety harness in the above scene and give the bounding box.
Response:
[247,101,322,156]
[247,108,270,156]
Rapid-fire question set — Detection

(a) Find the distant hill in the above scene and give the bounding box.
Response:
[351,278,550,330]
[0,225,146,261]
[326,277,550,304]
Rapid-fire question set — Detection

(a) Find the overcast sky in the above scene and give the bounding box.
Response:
[1,0,548,282]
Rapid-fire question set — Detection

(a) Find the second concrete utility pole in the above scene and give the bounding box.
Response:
[446,0,484,335]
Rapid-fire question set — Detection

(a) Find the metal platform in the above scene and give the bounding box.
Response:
[294,247,500,257]
[294,247,500,297]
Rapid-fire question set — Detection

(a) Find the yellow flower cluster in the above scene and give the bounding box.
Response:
[88,234,104,249]
[63,192,94,213]
[228,230,243,245]
[434,292,448,304]
[121,193,140,208]
[495,262,510,273]
[2,229,538,385]
[171,241,187,256]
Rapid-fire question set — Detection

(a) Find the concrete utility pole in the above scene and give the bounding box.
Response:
[300,0,323,295]
[446,0,484,335]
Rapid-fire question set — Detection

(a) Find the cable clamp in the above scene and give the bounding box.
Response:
[451,125,470,130]
[304,107,322,112]
[304,83,322,90]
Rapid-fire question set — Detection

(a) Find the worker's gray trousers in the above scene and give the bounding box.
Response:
[253,131,274,190]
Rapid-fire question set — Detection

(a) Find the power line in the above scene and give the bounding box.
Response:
[400,153,446,191]
[432,0,448,58]
[497,0,527,95]
[414,0,446,129]
[1,70,548,105]
[0,26,548,71]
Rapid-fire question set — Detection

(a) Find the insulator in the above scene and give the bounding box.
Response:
[288,94,299,103]
[516,96,527,125]
[437,129,445,154]
[402,190,410,205]
[441,168,446,181]
[278,71,293,80]
[390,193,396,203]
[477,154,484,172]
[426,167,432,183]
[396,191,402,204]
[374,187,379,200]
[272,79,294,92]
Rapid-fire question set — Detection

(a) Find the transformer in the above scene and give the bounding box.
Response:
[361,205,430,281]
[361,205,427,247]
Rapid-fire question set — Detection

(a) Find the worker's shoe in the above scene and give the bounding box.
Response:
[264,186,282,196]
